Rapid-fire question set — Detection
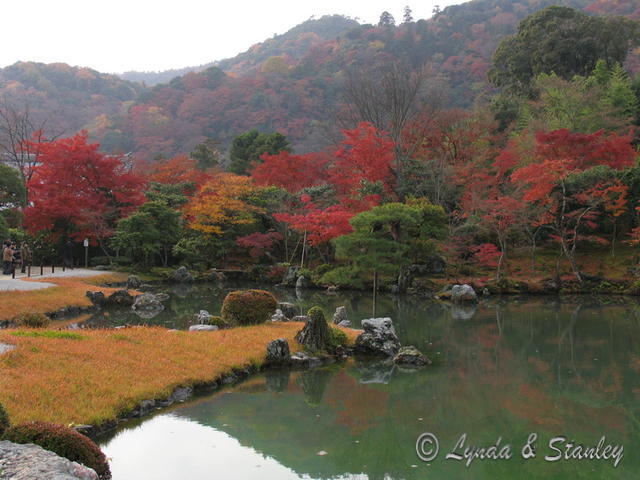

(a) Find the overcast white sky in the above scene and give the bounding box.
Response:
[1,0,464,74]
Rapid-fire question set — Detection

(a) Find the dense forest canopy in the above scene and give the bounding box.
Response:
[1,0,639,160]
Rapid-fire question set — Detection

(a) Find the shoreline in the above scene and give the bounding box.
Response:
[0,324,358,437]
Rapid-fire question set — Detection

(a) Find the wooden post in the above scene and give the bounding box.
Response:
[28,265,31,277]
[12,269,15,279]
[40,264,43,276]
[372,270,378,317]
[52,265,55,274]
[300,230,307,269]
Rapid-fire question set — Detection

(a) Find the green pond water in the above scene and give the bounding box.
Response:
[94,284,640,479]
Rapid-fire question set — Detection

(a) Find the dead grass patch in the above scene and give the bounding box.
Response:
[0,324,358,427]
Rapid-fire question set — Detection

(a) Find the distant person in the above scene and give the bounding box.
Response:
[20,242,31,274]
[11,242,20,274]
[2,242,13,275]
[63,240,74,269]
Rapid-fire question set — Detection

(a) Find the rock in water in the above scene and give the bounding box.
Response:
[131,293,165,313]
[271,309,287,322]
[282,266,300,286]
[450,284,477,303]
[196,310,212,323]
[295,275,309,289]
[107,289,134,306]
[295,307,329,350]
[265,338,290,364]
[172,266,194,283]
[354,317,401,357]
[0,440,98,479]
[332,306,348,325]
[127,274,141,289]
[278,302,298,319]
[85,291,106,306]
[189,324,219,331]
[393,346,432,366]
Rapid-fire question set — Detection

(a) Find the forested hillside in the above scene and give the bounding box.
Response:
[0,0,639,160]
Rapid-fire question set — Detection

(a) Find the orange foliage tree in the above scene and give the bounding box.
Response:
[184,173,265,236]
[144,154,210,194]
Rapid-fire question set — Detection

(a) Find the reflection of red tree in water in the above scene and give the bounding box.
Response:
[324,371,390,436]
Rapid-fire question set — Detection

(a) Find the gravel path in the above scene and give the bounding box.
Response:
[0,269,115,292]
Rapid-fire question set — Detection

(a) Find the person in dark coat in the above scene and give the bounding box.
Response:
[2,241,13,275]
[20,242,32,273]
[63,240,74,269]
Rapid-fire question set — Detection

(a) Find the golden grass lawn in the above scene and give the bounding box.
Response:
[0,324,359,427]
[0,273,130,322]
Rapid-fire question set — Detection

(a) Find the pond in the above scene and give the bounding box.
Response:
[94,285,640,479]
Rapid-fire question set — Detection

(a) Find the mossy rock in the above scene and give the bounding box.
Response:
[2,421,110,479]
[295,307,330,351]
[221,290,277,326]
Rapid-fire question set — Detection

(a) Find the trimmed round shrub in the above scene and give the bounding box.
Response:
[2,421,111,479]
[221,289,277,326]
[15,312,50,328]
[0,402,9,436]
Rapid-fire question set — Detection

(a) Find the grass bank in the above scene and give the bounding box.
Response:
[0,324,358,427]
[0,273,130,322]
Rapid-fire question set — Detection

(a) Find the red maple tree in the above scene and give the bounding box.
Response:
[25,132,146,250]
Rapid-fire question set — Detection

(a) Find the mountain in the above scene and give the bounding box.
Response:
[119,63,216,87]
[0,61,143,139]
[1,1,638,161]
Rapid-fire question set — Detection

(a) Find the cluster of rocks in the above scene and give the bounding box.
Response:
[353,317,431,366]
[265,306,430,369]
[0,440,98,480]
[188,310,220,331]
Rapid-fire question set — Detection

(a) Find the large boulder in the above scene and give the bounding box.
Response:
[295,275,309,289]
[354,317,401,357]
[107,289,134,306]
[265,338,290,365]
[282,266,300,286]
[450,284,477,303]
[332,306,348,325]
[0,440,98,479]
[85,291,106,307]
[295,307,330,350]
[393,346,432,366]
[126,275,141,289]
[171,266,194,283]
[131,293,166,313]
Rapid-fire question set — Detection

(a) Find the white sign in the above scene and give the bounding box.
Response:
[83,238,89,247]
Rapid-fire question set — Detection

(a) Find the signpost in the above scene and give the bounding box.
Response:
[84,238,89,268]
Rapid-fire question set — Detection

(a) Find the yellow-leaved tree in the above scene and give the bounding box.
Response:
[185,173,265,235]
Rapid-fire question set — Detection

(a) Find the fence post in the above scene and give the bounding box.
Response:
[40,264,43,276]
[28,265,31,277]
[52,265,55,274]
